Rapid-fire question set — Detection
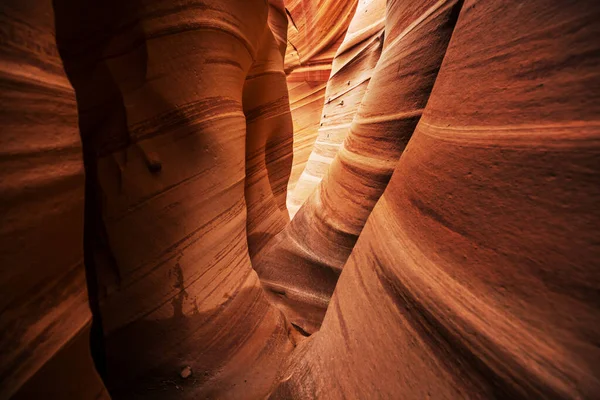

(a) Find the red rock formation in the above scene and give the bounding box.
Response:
[283,0,358,206]
[270,0,600,397]
[0,1,108,398]
[1,0,599,399]
[255,0,465,333]
[53,0,294,398]
[244,0,293,259]
[287,0,386,217]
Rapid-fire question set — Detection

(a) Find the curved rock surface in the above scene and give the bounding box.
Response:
[53,0,294,398]
[271,0,600,397]
[287,0,386,217]
[256,0,465,333]
[244,0,293,259]
[1,0,599,399]
[0,1,108,398]
[283,0,357,204]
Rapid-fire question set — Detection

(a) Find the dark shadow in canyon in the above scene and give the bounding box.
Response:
[101,287,291,399]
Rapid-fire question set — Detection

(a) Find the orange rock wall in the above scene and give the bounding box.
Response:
[287,0,386,217]
[283,0,358,205]
[0,1,108,398]
[53,1,295,398]
[245,0,294,260]
[1,0,297,398]
[271,0,600,397]
[1,0,599,399]
[256,0,465,333]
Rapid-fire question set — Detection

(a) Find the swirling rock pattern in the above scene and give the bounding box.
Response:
[283,0,358,204]
[255,0,465,333]
[1,0,599,399]
[287,0,386,217]
[284,0,358,71]
[270,0,600,397]
[285,71,329,205]
[54,0,294,398]
[0,1,108,398]
[244,0,293,260]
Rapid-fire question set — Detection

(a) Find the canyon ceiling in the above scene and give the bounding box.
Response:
[1,0,599,399]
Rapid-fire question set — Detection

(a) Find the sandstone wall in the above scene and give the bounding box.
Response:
[271,0,600,397]
[1,1,599,399]
[0,1,109,398]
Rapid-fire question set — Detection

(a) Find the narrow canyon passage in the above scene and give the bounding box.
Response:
[1,0,599,399]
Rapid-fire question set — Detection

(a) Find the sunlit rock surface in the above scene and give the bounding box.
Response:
[1,0,599,399]
[256,0,465,333]
[245,0,293,260]
[271,0,600,398]
[283,0,358,207]
[287,0,386,217]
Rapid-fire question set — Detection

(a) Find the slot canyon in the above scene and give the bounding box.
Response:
[1,0,599,398]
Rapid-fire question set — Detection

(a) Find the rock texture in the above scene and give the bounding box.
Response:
[0,1,109,398]
[283,0,358,205]
[271,0,600,397]
[1,0,600,399]
[255,0,465,333]
[53,0,294,398]
[244,0,293,260]
[287,0,386,217]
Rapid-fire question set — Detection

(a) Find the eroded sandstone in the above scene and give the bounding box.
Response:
[1,0,599,399]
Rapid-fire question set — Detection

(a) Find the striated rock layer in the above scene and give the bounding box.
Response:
[256,0,465,333]
[1,0,600,399]
[244,0,294,260]
[0,1,109,398]
[53,0,294,398]
[283,0,358,203]
[271,0,600,397]
[287,0,386,217]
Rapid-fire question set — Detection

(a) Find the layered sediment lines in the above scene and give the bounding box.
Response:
[271,0,600,397]
[0,1,108,398]
[54,0,294,398]
[1,0,600,399]
[287,0,386,217]
[244,0,293,260]
[283,0,358,203]
[255,0,465,333]
[285,71,329,203]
